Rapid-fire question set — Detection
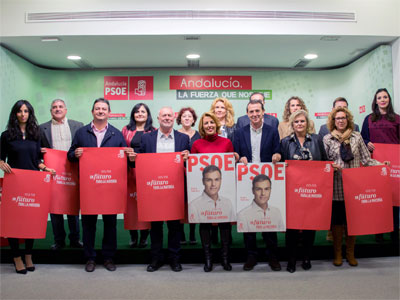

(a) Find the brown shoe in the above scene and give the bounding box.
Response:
[243,256,258,271]
[85,260,96,272]
[268,257,281,271]
[104,259,116,271]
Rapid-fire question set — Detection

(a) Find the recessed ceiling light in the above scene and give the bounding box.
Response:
[41,37,60,42]
[67,55,81,60]
[186,54,200,59]
[304,53,318,60]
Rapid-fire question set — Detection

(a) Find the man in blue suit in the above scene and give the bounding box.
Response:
[139,106,190,272]
[234,99,282,272]
[236,92,279,129]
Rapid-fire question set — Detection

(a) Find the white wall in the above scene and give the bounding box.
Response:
[1,0,399,37]
[392,38,400,113]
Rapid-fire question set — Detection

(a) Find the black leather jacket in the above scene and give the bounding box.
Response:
[280,133,327,161]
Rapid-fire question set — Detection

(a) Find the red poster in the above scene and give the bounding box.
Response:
[104,76,129,100]
[124,169,151,230]
[129,76,154,100]
[0,169,51,239]
[79,147,127,215]
[372,143,400,206]
[285,160,333,230]
[342,166,393,236]
[136,153,185,221]
[44,149,79,215]
[169,76,252,90]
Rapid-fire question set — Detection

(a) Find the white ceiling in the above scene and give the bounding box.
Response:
[0,34,397,70]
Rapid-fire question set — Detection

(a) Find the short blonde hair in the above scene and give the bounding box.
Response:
[282,96,309,122]
[198,112,221,138]
[327,107,354,132]
[289,109,312,135]
[209,97,235,127]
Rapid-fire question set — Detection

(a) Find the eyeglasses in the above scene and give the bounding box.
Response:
[334,117,347,121]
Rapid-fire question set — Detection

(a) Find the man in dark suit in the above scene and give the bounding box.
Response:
[139,106,190,272]
[40,99,84,251]
[234,99,282,272]
[236,92,279,129]
[67,98,135,272]
[318,97,360,139]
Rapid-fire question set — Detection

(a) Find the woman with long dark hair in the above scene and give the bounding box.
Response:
[0,100,55,274]
[122,103,156,248]
[361,88,400,244]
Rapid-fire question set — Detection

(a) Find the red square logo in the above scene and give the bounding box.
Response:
[359,105,366,114]
[129,76,153,100]
[104,76,129,100]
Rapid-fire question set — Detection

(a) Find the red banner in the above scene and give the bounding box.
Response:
[372,143,400,206]
[136,153,185,221]
[0,169,51,239]
[342,166,393,236]
[285,160,333,230]
[44,149,79,215]
[169,76,252,90]
[79,147,127,215]
[124,169,151,230]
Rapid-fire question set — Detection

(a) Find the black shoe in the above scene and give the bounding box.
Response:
[147,260,163,272]
[70,240,83,248]
[268,258,282,271]
[221,260,232,271]
[170,261,182,272]
[50,242,65,251]
[26,266,35,272]
[286,261,296,273]
[104,259,116,271]
[301,259,312,270]
[129,239,138,248]
[243,256,258,271]
[138,239,148,248]
[85,260,96,272]
[13,262,27,275]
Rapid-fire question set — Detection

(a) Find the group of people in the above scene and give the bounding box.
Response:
[0,89,398,275]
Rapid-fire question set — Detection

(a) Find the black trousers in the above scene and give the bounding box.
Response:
[82,214,117,261]
[150,220,181,262]
[285,229,316,261]
[8,238,34,258]
[50,213,80,244]
[244,232,279,259]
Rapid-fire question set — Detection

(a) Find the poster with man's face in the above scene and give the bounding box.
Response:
[187,153,236,223]
[236,163,286,232]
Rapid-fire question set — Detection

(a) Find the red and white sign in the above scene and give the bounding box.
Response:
[285,160,333,230]
[79,147,127,215]
[359,105,366,114]
[187,153,236,223]
[104,76,129,100]
[129,76,153,100]
[124,169,151,230]
[342,166,393,236]
[170,76,252,90]
[372,143,400,206]
[44,149,79,215]
[236,163,286,232]
[136,153,185,221]
[265,112,278,118]
[0,169,51,239]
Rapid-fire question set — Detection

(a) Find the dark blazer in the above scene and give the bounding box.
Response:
[234,124,280,163]
[40,119,84,148]
[67,123,127,162]
[236,114,279,130]
[280,133,327,161]
[139,129,190,154]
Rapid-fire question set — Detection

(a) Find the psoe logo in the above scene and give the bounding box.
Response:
[135,80,146,96]
[174,154,181,163]
[381,167,388,176]
[117,150,125,158]
[324,164,331,173]
[44,174,51,183]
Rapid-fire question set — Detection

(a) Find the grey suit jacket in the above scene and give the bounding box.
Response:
[40,119,84,148]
